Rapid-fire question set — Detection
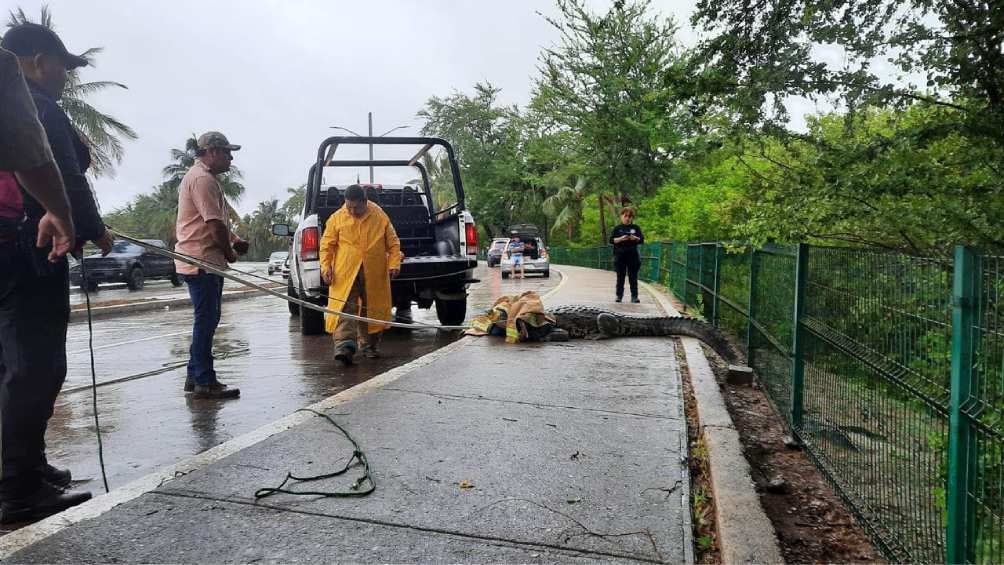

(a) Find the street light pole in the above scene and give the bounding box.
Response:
[330,116,408,185]
[368,112,374,183]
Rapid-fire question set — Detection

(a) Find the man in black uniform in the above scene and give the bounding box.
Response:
[0,23,113,523]
[609,207,644,303]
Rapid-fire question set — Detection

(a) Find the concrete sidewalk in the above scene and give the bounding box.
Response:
[4,266,691,563]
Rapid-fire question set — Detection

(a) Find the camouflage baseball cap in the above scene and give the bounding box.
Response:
[196,131,241,152]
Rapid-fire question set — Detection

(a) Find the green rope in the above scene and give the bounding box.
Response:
[253,408,375,499]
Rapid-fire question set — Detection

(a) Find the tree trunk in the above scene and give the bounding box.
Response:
[598,193,608,245]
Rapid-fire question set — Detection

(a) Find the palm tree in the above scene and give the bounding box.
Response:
[543,176,590,240]
[244,198,285,260]
[162,135,246,229]
[407,153,455,210]
[7,7,137,178]
[280,184,306,223]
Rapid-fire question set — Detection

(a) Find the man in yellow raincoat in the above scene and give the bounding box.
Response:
[319,184,401,365]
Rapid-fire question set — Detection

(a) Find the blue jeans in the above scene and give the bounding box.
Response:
[183,271,224,386]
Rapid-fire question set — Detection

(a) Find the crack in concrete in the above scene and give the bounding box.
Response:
[150,490,669,564]
[379,387,683,422]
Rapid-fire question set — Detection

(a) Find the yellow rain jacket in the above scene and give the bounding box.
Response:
[319,201,402,334]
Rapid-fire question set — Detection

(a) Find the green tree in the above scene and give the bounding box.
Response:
[103,182,180,245]
[725,107,1004,254]
[542,176,589,241]
[532,0,694,218]
[243,198,286,261]
[279,184,306,223]
[7,6,137,177]
[161,135,246,229]
[691,0,1004,141]
[418,82,539,237]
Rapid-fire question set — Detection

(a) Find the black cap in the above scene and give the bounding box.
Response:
[1,23,88,69]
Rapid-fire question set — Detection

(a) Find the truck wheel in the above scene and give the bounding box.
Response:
[82,280,98,293]
[543,270,550,278]
[170,274,183,287]
[126,267,145,290]
[435,298,467,327]
[501,271,510,279]
[300,297,326,335]
[287,282,300,317]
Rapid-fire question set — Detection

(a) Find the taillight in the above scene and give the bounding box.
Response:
[300,227,319,261]
[465,222,478,256]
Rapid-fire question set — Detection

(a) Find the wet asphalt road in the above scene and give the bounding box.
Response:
[50,264,559,494]
[69,262,275,307]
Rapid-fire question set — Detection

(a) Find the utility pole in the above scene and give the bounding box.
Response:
[368,112,374,183]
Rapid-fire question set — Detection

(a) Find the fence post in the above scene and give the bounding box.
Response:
[746,248,759,366]
[789,243,809,429]
[946,245,979,565]
[711,244,723,327]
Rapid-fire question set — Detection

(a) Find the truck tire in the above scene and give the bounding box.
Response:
[543,269,550,278]
[501,271,510,279]
[287,282,300,316]
[435,298,466,326]
[82,280,98,293]
[126,267,145,290]
[170,274,183,287]
[300,296,326,335]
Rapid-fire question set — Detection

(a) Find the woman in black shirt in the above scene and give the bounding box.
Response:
[609,207,644,303]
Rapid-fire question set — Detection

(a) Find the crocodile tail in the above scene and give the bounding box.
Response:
[655,317,740,365]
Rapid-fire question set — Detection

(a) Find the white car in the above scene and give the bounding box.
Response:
[280,254,290,280]
[267,251,288,275]
[486,238,509,267]
[501,237,549,278]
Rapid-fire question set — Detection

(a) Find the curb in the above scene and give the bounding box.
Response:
[69,287,278,323]
[643,282,784,564]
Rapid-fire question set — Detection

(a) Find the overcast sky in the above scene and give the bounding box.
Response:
[9,0,709,215]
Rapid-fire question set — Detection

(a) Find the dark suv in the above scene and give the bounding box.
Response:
[70,239,181,291]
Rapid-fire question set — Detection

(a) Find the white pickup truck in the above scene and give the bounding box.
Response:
[273,137,479,334]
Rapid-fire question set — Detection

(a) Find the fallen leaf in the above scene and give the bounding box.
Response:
[566,497,582,504]
[458,480,475,490]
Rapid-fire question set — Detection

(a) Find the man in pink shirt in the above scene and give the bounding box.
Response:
[175,131,248,399]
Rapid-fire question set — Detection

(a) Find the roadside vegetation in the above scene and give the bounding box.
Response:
[85,0,1003,259]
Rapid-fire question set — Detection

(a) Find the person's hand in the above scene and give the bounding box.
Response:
[36,211,75,262]
[389,267,400,278]
[233,239,249,256]
[321,266,333,285]
[225,248,238,263]
[93,230,115,256]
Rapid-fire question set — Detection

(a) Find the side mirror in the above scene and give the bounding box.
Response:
[272,224,292,237]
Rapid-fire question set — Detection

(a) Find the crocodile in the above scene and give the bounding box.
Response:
[543,305,741,365]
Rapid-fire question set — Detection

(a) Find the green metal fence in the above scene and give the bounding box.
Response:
[549,242,1004,563]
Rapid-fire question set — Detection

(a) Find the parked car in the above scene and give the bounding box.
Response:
[280,254,291,280]
[267,251,288,275]
[273,136,479,334]
[486,238,508,267]
[69,239,180,291]
[500,224,549,279]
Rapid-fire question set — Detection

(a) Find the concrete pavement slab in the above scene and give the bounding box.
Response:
[155,383,687,561]
[7,264,692,563]
[7,493,643,564]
